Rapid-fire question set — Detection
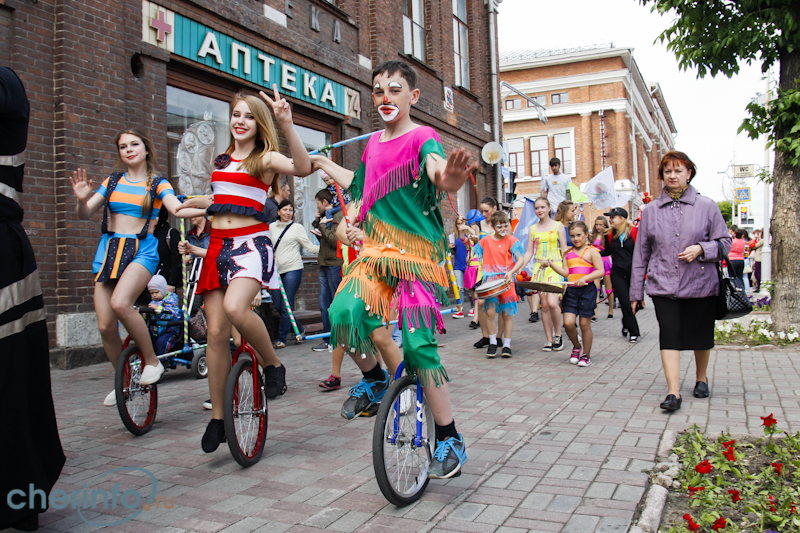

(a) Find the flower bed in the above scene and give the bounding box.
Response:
[656,415,800,532]
[714,317,800,346]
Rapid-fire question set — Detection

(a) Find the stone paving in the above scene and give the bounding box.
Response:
[21,300,800,533]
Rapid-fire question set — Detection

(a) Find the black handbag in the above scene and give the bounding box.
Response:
[715,240,752,320]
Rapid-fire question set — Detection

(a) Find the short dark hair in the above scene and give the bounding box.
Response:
[568,220,590,235]
[658,151,697,181]
[372,60,417,89]
[480,197,498,208]
[490,211,509,227]
[315,189,334,204]
[277,199,293,211]
[549,157,561,167]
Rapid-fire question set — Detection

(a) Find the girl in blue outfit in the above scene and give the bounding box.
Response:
[70,129,207,406]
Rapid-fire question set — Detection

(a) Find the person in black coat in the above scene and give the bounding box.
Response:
[153,207,183,289]
[0,67,65,531]
[600,207,641,342]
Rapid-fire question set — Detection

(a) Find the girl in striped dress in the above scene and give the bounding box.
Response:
[545,221,604,367]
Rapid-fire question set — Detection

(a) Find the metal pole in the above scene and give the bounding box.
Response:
[488,0,501,202]
[762,73,772,283]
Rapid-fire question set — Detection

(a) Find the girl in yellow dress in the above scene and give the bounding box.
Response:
[508,196,568,351]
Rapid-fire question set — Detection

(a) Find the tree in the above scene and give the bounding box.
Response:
[718,200,733,227]
[640,0,800,331]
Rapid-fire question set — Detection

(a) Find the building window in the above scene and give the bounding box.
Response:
[531,95,546,107]
[453,0,469,90]
[403,0,426,62]
[166,86,231,196]
[553,132,573,174]
[504,98,522,110]
[529,135,549,178]
[294,125,333,248]
[551,92,569,105]
[507,138,525,177]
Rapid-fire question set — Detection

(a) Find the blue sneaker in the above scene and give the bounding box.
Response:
[340,369,389,420]
[429,433,468,479]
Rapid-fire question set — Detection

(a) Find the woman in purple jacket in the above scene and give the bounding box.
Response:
[631,151,730,412]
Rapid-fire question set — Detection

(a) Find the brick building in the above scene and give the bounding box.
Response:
[499,44,677,222]
[0,0,500,367]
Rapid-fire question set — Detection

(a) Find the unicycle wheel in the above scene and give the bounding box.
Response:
[373,375,434,506]
[224,356,268,467]
[115,344,158,436]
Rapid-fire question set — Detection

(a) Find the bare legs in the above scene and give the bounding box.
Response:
[94,264,160,369]
[204,278,282,420]
[563,313,593,355]
[540,292,562,342]
[661,349,711,399]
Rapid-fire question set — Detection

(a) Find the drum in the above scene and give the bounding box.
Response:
[517,265,571,294]
[474,277,512,299]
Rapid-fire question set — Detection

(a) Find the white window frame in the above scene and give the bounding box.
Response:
[452,0,469,90]
[403,0,426,63]
[528,135,549,179]
[504,128,576,183]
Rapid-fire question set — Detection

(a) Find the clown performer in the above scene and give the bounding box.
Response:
[311,60,479,479]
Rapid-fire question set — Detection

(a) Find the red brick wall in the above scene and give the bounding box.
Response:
[4,0,499,344]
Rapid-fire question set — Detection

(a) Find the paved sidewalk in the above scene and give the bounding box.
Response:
[24,301,800,533]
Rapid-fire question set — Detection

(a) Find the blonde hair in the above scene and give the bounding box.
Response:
[591,215,609,243]
[226,93,280,183]
[610,217,634,242]
[555,200,575,223]
[114,129,159,218]
[533,196,551,220]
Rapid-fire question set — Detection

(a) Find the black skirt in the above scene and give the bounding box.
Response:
[652,296,717,351]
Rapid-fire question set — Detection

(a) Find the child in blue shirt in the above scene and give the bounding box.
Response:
[321,170,350,227]
[147,274,182,355]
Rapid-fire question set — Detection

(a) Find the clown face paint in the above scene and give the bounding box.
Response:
[372,75,417,124]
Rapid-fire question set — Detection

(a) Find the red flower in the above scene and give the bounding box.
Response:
[761,413,778,427]
[791,501,796,513]
[728,489,741,503]
[722,439,735,447]
[772,462,783,475]
[695,460,713,474]
[683,513,700,532]
[769,495,777,512]
[723,446,735,461]
[712,516,727,531]
[688,486,706,497]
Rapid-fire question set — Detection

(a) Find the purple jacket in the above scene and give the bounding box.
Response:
[630,185,731,301]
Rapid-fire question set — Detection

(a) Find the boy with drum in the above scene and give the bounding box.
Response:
[473,211,524,357]
[310,60,479,479]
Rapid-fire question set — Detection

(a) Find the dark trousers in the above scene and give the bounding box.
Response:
[319,265,343,333]
[269,268,304,342]
[753,261,762,291]
[611,269,640,337]
[730,260,745,285]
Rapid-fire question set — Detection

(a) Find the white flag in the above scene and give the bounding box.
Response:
[585,167,617,210]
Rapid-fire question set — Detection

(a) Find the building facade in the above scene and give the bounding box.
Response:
[499,45,677,222]
[1,0,500,367]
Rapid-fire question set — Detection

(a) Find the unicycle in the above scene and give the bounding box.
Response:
[373,362,435,506]
[115,341,158,436]
[223,339,268,467]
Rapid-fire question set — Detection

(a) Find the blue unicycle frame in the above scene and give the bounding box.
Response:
[389,362,426,448]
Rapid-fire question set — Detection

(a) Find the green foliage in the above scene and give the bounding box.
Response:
[717,200,733,226]
[665,420,800,533]
[641,0,800,168]
[714,317,800,345]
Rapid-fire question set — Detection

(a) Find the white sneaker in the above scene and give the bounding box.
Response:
[140,362,165,385]
[202,399,212,410]
[104,390,116,406]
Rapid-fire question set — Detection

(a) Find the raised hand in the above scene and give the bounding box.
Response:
[259,84,292,125]
[433,147,481,193]
[70,168,94,201]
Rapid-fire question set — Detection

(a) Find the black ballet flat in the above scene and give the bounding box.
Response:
[693,380,710,398]
[660,394,682,411]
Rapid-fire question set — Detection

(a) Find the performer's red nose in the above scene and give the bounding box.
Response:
[383,96,389,104]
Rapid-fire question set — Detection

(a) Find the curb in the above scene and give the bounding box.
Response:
[629,429,678,532]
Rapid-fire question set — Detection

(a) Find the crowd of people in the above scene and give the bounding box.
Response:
[1,56,761,527]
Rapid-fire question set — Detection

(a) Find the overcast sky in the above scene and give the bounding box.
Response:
[496,0,772,202]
